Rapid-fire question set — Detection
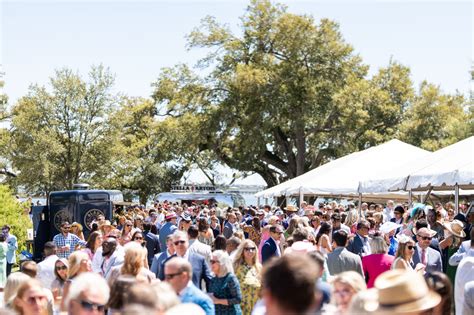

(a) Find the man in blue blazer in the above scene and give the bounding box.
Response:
[159,230,212,290]
[151,234,175,278]
[262,225,283,263]
[164,257,214,315]
[411,227,443,273]
[346,221,371,257]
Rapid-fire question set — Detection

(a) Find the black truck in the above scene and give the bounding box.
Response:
[31,188,123,260]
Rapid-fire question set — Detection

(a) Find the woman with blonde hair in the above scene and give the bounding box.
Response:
[330,271,367,314]
[3,272,31,308]
[13,279,49,315]
[233,240,261,315]
[344,210,359,234]
[70,222,84,241]
[107,241,155,286]
[60,251,91,311]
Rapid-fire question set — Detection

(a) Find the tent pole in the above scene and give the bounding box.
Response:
[422,187,433,204]
[257,197,260,208]
[299,189,304,208]
[455,184,459,214]
[286,196,290,207]
[408,190,413,207]
[358,193,362,221]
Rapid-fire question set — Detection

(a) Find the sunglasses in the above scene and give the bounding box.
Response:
[134,237,143,240]
[418,236,432,241]
[244,247,256,252]
[26,295,47,305]
[126,224,133,227]
[407,245,415,250]
[165,272,183,280]
[79,300,106,312]
[210,259,219,264]
[174,240,186,246]
[56,265,67,271]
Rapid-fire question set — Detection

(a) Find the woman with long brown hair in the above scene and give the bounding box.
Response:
[83,231,103,260]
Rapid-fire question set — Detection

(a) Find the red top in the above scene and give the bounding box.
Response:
[362,253,395,288]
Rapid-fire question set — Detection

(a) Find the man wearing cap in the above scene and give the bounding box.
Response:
[412,227,443,273]
[159,212,178,251]
[262,225,284,264]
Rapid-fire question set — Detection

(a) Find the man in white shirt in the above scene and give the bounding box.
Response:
[36,241,59,289]
[187,225,212,264]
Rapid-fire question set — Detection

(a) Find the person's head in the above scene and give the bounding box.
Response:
[356,220,370,237]
[121,242,147,277]
[43,241,57,257]
[214,235,227,250]
[307,251,326,278]
[197,217,210,232]
[233,239,259,270]
[54,258,69,282]
[127,281,180,313]
[68,251,92,279]
[292,227,309,242]
[331,271,367,312]
[331,213,342,228]
[187,225,199,240]
[2,224,11,235]
[86,231,103,252]
[424,272,453,315]
[262,253,320,314]
[101,237,118,257]
[332,230,348,247]
[393,205,405,220]
[172,230,189,256]
[71,222,83,236]
[106,275,136,311]
[395,234,416,261]
[227,213,237,224]
[226,236,241,254]
[4,272,31,306]
[369,236,388,254]
[164,257,193,293]
[210,250,233,277]
[60,221,71,235]
[269,225,284,240]
[131,231,144,244]
[13,279,48,315]
[66,272,110,315]
[20,261,38,278]
[416,227,436,250]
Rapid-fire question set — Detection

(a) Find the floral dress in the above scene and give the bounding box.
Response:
[208,272,242,315]
[242,226,261,246]
[235,263,261,315]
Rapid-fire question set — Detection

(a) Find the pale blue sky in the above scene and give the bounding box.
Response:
[1,0,472,105]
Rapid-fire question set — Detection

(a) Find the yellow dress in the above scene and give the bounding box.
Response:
[235,263,261,315]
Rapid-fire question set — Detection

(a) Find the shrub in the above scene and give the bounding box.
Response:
[0,185,32,253]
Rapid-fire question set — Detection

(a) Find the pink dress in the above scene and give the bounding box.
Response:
[362,253,395,288]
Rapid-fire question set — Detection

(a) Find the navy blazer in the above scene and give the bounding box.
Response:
[181,283,215,315]
[261,237,279,263]
[160,252,213,290]
[150,251,170,278]
[144,231,161,266]
[346,234,368,257]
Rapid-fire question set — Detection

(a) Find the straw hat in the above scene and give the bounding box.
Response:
[351,269,441,313]
[285,205,298,212]
[443,219,466,238]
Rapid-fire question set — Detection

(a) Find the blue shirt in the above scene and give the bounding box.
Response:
[52,233,86,258]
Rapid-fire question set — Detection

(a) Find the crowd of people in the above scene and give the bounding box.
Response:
[0,199,473,315]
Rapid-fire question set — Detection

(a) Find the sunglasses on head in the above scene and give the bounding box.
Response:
[174,240,186,246]
[79,300,105,312]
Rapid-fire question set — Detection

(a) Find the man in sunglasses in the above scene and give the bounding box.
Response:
[159,230,212,290]
[53,221,87,259]
[411,227,443,273]
[66,272,109,315]
[164,257,214,315]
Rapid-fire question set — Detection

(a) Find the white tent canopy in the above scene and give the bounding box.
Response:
[360,136,474,193]
[255,139,430,198]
